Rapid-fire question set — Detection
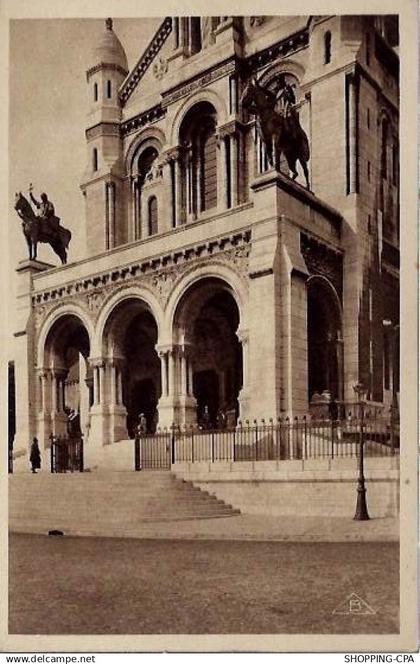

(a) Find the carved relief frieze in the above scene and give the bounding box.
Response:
[31,232,251,326]
[153,56,168,80]
[161,61,236,108]
[300,234,343,300]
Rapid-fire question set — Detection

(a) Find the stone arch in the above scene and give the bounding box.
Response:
[36,303,94,368]
[98,290,163,436]
[36,304,94,444]
[93,285,165,358]
[169,88,228,146]
[258,59,306,90]
[170,272,245,428]
[164,262,248,346]
[125,126,167,174]
[307,274,344,404]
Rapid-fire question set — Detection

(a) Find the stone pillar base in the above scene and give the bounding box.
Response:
[177,395,198,427]
[88,404,108,448]
[108,404,128,443]
[51,412,68,437]
[36,414,52,449]
[157,396,178,429]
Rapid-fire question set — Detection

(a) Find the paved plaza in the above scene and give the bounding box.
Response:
[9,534,399,635]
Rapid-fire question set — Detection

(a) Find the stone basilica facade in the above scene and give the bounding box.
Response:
[13,15,400,469]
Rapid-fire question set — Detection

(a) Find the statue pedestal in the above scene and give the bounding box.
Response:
[16,259,55,274]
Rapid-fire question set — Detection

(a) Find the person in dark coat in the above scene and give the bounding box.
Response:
[29,437,41,473]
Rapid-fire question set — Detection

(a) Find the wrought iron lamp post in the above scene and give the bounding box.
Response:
[353,381,370,521]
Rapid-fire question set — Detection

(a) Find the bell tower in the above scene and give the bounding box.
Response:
[80,18,128,255]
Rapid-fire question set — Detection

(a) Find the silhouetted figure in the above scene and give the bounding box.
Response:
[29,437,41,473]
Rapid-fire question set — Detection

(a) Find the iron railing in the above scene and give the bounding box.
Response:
[134,405,399,469]
[50,436,84,473]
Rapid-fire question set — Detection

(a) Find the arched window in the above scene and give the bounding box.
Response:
[199,120,217,211]
[179,101,218,221]
[324,31,332,64]
[106,80,112,99]
[94,82,98,102]
[138,147,159,180]
[93,147,98,172]
[190,17,202,54]
[148,196,158,236]
[381,118,389,179]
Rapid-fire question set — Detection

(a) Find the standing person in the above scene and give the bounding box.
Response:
[135,413,147,471]
[29,437,41,474]
[138,413,147,435]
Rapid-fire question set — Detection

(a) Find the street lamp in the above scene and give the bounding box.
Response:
[353,381,370,521]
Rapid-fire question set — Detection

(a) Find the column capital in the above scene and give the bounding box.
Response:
[108,356,125,369]
[88,357,106,369]
[50,366,68,379]
[163,146,184,163]
[217,119,246,140]
[36,367,50,378]
[236,328,249,344]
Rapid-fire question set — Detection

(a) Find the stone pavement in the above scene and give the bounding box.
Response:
[114,513,399,542]
[12,513,397,542]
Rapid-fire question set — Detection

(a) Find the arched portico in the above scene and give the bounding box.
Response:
[91,294,163,445]
[159,273,247,427]
[37,311,92,448]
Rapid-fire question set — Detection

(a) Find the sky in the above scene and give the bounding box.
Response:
[8,17,161,300]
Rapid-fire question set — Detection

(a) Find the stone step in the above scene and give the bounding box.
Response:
[9,470,240,534]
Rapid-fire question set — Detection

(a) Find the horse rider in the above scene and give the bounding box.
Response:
[28,183,57,233]
[275,74,297,117]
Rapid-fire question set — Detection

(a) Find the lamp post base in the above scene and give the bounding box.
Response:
[354,486,370,521]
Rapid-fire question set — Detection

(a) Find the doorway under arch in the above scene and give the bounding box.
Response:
[42,314,91,439]
[102,298,161,437]
[174,277,243,428]
[307,277,343,403]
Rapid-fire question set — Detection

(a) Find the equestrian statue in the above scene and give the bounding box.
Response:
[241,74,311,190]
[14,184,71,264]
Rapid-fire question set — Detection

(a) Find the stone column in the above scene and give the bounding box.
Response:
[165,147,184,227]
[177,344,197,426]
[217,134,228,212]
[108,358,128,443]
[159,350,169,397]
[237,330,249,419]
[230,132,239,207]
[347,71,359,194]
[106,181,116,249]
[157,345,177,427]
[85,357,108,468]
[36,368,52,449]
[50,367,68,436]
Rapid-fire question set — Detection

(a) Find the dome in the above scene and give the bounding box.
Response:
[89,18,128,72]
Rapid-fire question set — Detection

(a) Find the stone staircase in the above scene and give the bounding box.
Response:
[9,470,240,538]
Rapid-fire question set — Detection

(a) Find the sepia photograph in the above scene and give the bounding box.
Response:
[2,0,418,654]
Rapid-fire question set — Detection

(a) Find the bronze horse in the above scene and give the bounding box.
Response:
[14,193,71,265]
[241,77,311,190]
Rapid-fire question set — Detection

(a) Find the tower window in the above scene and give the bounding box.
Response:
[324,31,332,64]
[106,80,112,99]
[366,33,370,66]
[190,17,202,55]
[367,108,370,129]
[381,118,389,179]
[93,148,98,172]
[367,160,371,182]
[148,196,158,236]
[94,82,98,102]
[392,142,398,186]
